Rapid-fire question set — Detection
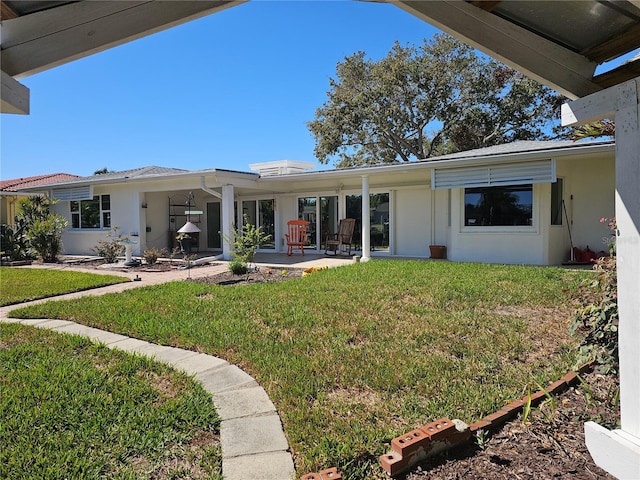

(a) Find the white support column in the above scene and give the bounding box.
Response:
[562,77,640,480]
[614,80,640,441]
[221,185,234,261]
[361,175,371,262]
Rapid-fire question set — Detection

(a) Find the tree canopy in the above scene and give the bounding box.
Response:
[308,34,568,168]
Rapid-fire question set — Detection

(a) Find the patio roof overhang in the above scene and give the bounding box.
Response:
[2,1,640,114]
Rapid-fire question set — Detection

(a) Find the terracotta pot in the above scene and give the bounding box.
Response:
[429,245,447,259]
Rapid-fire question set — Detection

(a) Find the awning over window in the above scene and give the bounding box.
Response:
[51,186,93,201]
[431,159,555,189]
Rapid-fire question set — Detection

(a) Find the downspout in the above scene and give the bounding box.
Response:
[200,177,221,199]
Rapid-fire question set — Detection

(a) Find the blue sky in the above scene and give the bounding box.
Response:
[1,1,636,181]
[1,1,441,180]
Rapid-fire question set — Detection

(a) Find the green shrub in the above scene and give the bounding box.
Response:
[228,258,248,275]
[1,224,30,261]
[91,227,127,263]
[570,218,618,374]
[26,215,68,263]
[142,247,167,265]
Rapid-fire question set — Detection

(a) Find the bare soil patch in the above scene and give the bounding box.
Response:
[406,371,619,480]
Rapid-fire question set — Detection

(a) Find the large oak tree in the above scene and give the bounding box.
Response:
[308,34,568,167]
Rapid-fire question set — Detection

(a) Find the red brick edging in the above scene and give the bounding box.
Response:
[379,362,594,477]
[300,363,594,479]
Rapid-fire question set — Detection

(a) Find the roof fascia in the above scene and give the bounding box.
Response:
[1,0,246,78]
[390,0,600,99]
[257,143,615,183]
[18,168,259,192]
[421,143,615,170]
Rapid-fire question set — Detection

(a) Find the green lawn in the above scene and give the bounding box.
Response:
[0,322,221,479]
[9,260,589,479]
[0,267,129,306]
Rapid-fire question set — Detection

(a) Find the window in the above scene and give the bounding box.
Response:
[70,195,111,229]
[551,179,563,225]
[464,185,532,227]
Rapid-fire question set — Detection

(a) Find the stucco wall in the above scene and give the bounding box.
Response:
[52,185,140,256]
[144,191,172,251]
[393,187,430,256]
[557,154,615,256]
[448,184,546,265]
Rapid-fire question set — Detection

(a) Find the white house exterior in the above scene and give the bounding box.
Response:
[21,140,615,266]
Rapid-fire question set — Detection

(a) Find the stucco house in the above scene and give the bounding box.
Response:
[19,140,614,266]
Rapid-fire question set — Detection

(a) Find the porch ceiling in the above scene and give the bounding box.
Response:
[2,0,640,115]
[388,0,640,99]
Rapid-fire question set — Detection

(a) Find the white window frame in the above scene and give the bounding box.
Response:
[70,194,111,230]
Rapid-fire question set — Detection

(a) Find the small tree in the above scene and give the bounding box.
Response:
[222,215,271,274]
[26,215,68,263]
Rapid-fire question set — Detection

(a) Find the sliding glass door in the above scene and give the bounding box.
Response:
[241,199,275,249]
[298,195,339,251]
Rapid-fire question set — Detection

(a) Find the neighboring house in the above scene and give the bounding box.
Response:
[0,173,81,226]
[18,140,614,265]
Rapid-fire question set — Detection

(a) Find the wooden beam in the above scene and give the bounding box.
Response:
[595,59,640,89]
[392,0,600,99]
[470,1,502,13]
[582,23,640,64]
[1,0,246,78]
[0,1,18,20]
[0,69,29,114]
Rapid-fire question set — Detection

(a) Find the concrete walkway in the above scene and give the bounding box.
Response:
[0,254,354,480]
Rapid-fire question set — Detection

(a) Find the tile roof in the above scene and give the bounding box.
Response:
[0,173,81,191]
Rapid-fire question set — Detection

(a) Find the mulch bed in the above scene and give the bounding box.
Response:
[405,371,619,480]
[192,266,304,286]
